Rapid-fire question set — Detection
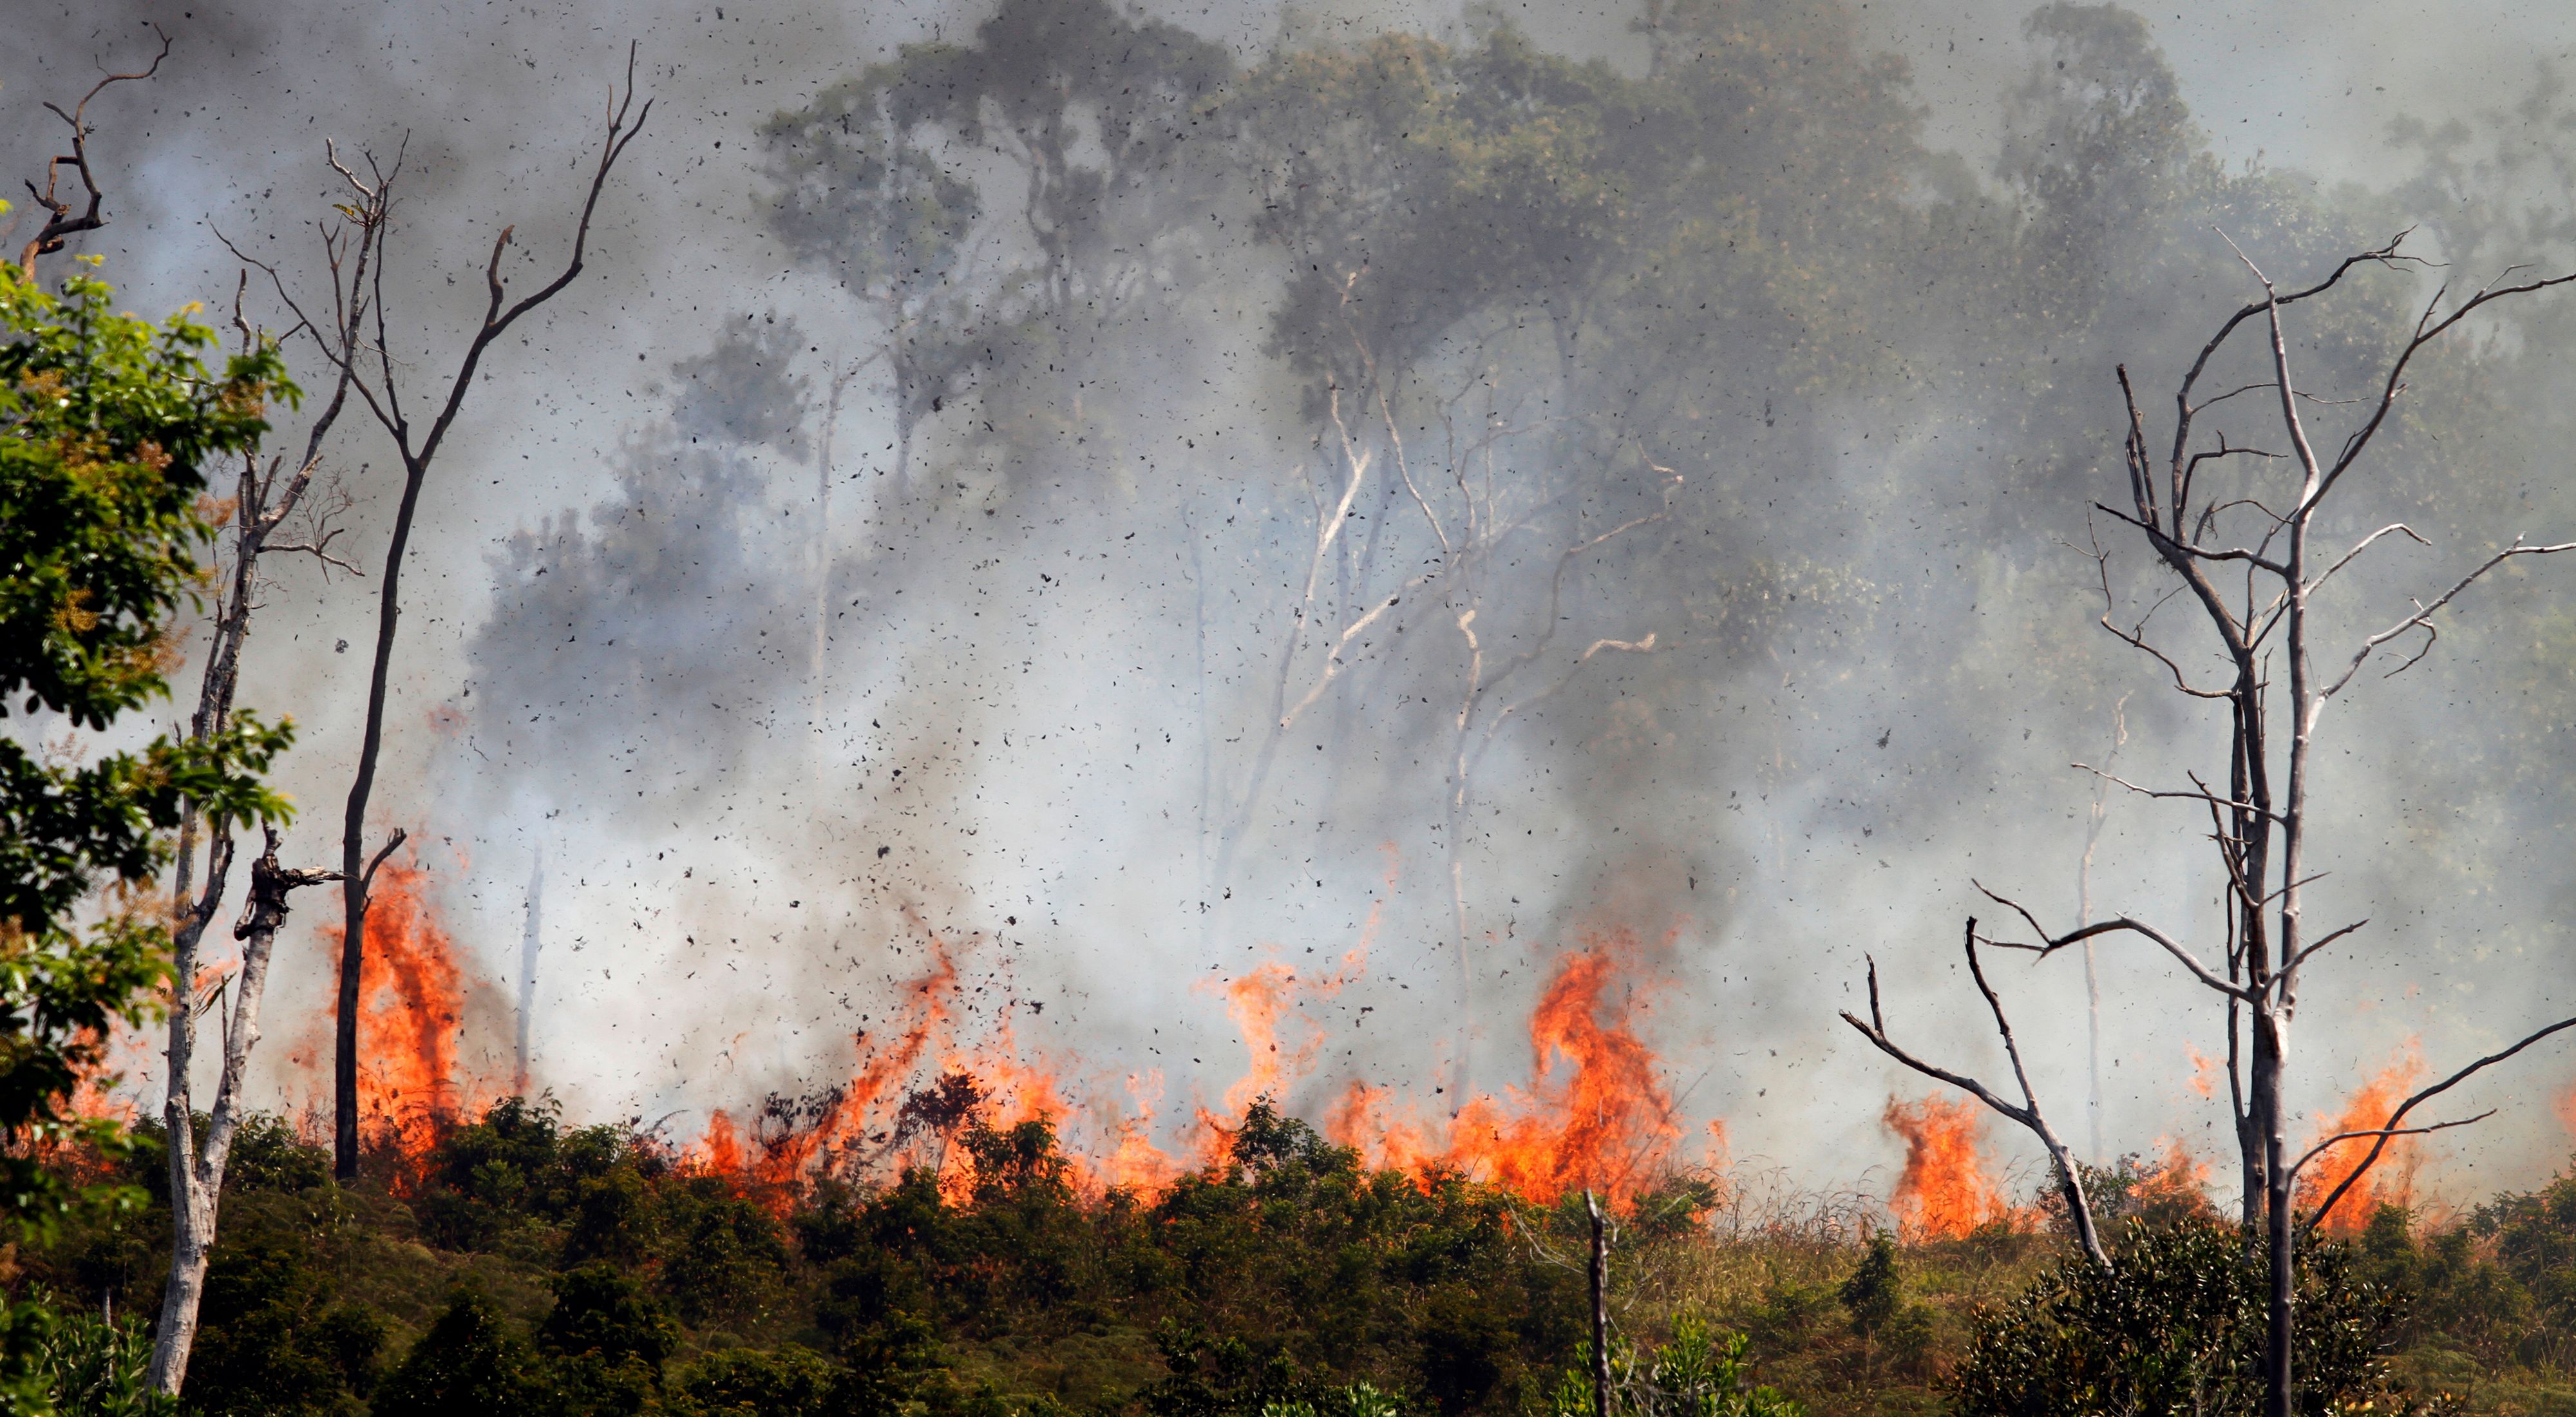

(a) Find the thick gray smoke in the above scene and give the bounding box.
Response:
[14,0,2576,1206]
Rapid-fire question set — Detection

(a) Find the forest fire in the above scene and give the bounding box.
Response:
[1882,1093,2009,1239]
[2297,1046,2427,1235]
[311,857,495,1163]
[1315,927,1685,1205]
[675,915,1693,1210]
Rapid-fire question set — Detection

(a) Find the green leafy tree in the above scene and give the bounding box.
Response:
[180,1231,381,1415]
[0,256,294,1409]
[670,1345,842,1417]
[370,1286,542,1417]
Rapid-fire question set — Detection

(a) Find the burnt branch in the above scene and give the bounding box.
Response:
[2313,264,2576,509]
[1971,882,2251,1002]
[15,26,169,278]
[1839,921,2108,1268]
[2300,1015,2576,1236]
[2287,1113,2495,1189]
[2317,538,2576,705]
[2308,524,2428,596]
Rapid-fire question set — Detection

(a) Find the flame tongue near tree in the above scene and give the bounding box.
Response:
[1882,1092,2008,1239]
[314,857,486,1161]
[2298,1043,2427,1236]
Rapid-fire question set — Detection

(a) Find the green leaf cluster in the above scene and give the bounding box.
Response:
[0,259,301,1409]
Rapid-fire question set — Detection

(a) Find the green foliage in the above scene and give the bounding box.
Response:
[415,1097,663,1264]
[1548,1317,1801,1417]
[1260,1380,1411,1417]
[658,1184,788,1327]
[6,1311,167,1416]
[0,260,298,1411]
[537,1262,677,1373]
[0,262,289,729]
[1836,1235,1902,1338]
[0,262,297,1262]
[183,1229,382,1414]
[1951,1219,2434,1416]
[668,1344,840,1416]
[370,1285,542,1417]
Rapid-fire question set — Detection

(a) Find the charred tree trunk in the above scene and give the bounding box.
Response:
[287,61,647,1179]
[153,833,339,1391]
[1586,1189,1611,1417]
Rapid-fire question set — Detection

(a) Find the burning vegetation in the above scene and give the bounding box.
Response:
[23,0,2576,1411]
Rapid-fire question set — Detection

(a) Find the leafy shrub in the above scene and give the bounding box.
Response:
[538,1262,677,1371]
[184,1230,381,1414]
[659,1184,790,1326]
[371,1284,543,1417]
[1950,1219,2436,1416]
[1547,1315,1800,1417]
[26,1311,167,1416]
[670,1344,842,1416]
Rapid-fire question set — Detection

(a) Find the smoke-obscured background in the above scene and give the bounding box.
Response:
[12,0,2576,1206]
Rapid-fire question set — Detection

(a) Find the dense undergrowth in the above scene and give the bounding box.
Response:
[17,1096,2576,1415]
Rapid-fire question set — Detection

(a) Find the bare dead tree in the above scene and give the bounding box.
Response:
[146,260,373,1394]
[1851,231,2576,1417]
[259,48,650,1179]
[1209,294,1673,1099]
[151,832,341,1393]
[2076,692,2130,1165]
[12,26,168,279]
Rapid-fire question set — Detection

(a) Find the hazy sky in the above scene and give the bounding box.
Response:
[12,0,2576,1207]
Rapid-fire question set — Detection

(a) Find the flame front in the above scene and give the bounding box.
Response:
[2297,1044,2426,1235]
[311,857,493,1161]
[1882,1093,2007,1240]
[670,910,1694,1211]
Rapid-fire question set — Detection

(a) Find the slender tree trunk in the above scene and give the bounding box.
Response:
[1188,495,1215,958]
[513,847,544,1098]
[339,450,430,1178]
[1446,618,1481,1108]
[154,835,333,1391]
[2078,821,2103,1164]
[810,361,855,763]
[1586,1189,1611,1417]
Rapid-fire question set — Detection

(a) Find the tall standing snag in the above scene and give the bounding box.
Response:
[147,260,372,1395]
[1844,232,2576,1417]
[263,48,650,1179]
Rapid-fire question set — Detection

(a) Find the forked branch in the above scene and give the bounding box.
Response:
[2300,1015,2576,1235]
[2316,538,2576,707]
[16,26,170,278]
[1840,920,2108,1268]
[1972,882,2251,1002]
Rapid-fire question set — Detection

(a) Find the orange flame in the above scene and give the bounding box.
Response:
[2185,1042,2221,1100]
[2297,1044,2425,1235]
[2133,1135,2213,1218]
[314,855,496,1165]
[1882,1093,2008,1240]
[682,893,1701,1212]
[1321,927,1687,1206]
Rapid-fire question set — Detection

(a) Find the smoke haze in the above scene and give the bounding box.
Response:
[14,0,2576,1210]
